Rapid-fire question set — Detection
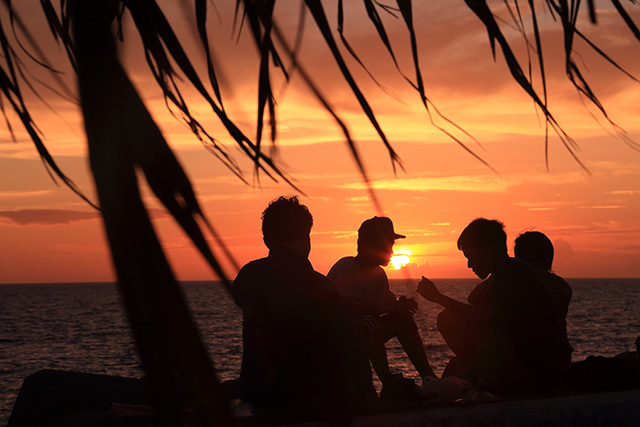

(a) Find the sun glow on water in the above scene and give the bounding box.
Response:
[390,249,411,270]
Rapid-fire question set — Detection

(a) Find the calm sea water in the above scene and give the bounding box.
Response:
[1,278,639,424]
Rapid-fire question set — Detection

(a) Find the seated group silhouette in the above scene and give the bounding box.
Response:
[233,196,574,423]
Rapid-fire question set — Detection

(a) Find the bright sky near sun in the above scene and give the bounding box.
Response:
[1,2,640,283]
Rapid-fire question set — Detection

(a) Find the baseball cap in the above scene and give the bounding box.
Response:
[358,217,406,243]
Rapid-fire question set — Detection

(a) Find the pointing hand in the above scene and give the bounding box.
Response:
[417,276,440,302]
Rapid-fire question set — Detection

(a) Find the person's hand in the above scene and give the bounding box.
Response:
[417,276,440,302]
[397,296,419,314]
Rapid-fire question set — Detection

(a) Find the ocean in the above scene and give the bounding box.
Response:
[1,278,639,424]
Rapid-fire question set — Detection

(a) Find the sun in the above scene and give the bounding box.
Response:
[390,249,411,270]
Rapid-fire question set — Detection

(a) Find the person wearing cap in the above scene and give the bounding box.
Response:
[328,217,437,397]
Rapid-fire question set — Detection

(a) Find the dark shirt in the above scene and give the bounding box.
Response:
[530,266,573,367]
[480,257,564,391]
[233,247,373,422]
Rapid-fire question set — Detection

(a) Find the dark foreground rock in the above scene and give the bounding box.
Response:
[9,369,640,426]
[8,370,152,427]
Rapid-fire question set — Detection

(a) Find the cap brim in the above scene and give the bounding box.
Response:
[394,233,406,239]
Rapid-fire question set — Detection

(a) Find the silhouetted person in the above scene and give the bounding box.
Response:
[328,217,436,399]
[515,231,573,367]
[417,218,564,394]
[233,196,375,424]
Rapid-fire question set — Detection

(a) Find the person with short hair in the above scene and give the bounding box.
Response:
[233,196,375,423]
[417,218,564,393]
[328,217,436,399]
[514,230,554,270]
[515,230,573,367]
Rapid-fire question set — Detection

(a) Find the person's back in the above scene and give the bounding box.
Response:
[515,231,573,367]
[481,256,564,391]
[233,196,374,423]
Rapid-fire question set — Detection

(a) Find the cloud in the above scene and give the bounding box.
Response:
[553,238,576,261]
[338,175,511,193]
[577,205,624,210]
[0,208,175,226]
[0,209,99,226]
[0,190,52,199]
[609,190,640,196]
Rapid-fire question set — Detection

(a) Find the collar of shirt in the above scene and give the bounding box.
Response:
[268,247,313,269]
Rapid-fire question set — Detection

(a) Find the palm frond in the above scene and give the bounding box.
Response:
[0,13,96,207]
[305,0,403,176]
[124,0,302,192]
[195,0,225,108]
[335,0,400,98]
[464,0,591,173]
[611,0,640,40]
[71,2,235,425]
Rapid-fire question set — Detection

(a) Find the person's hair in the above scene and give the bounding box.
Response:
[457,218,507,253]
[261,195,313,246]
[514,231,554,270]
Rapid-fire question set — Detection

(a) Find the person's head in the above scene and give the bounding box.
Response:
[457,218,508,279]
[514,231,554,271]
[261,195,313,256]
[357,216,405,266]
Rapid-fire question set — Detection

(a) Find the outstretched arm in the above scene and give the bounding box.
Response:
[417,277,491,321]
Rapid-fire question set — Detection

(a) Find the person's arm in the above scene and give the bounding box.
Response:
[361,297,398,315]
[417,276,491,321]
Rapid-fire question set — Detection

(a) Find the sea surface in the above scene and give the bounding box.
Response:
[1,278,639,424]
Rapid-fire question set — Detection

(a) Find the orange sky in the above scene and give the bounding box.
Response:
[1,2,639,283]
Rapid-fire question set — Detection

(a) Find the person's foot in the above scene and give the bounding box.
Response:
[379,374,423,402]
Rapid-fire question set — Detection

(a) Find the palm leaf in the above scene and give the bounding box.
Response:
[305,0,403,174]
[0,15,96,208]
[611,0,640,40]
[195,0,225,108]
[71,2,234,425]
[395,0,496,173]
[125,0,302,192]
[464,0,591,173]
[335,0,400,98]
[261,6,383,213]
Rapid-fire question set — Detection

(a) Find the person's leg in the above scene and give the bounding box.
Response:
[437,308,485,360]
[366,329,395,384]
[399,333,436,379]
[396,327,436,379]
[382,310,436,380]
[441,356,467,378]
[437,309,525,392]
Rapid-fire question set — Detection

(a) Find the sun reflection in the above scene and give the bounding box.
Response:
[390,249,411,270]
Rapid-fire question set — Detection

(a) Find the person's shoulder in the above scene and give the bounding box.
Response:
[233,258,268,303]
[237,257,270,274]
[327,256,357,276]
[547,271,573,295]
[501,256,537,276]
[333,256,357,267]
[548,270,569,283]
[312,269,336,288]
[234,257,272,287]
[493,257,542,289]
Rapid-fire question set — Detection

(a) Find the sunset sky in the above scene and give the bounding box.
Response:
[1,2,639,284]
